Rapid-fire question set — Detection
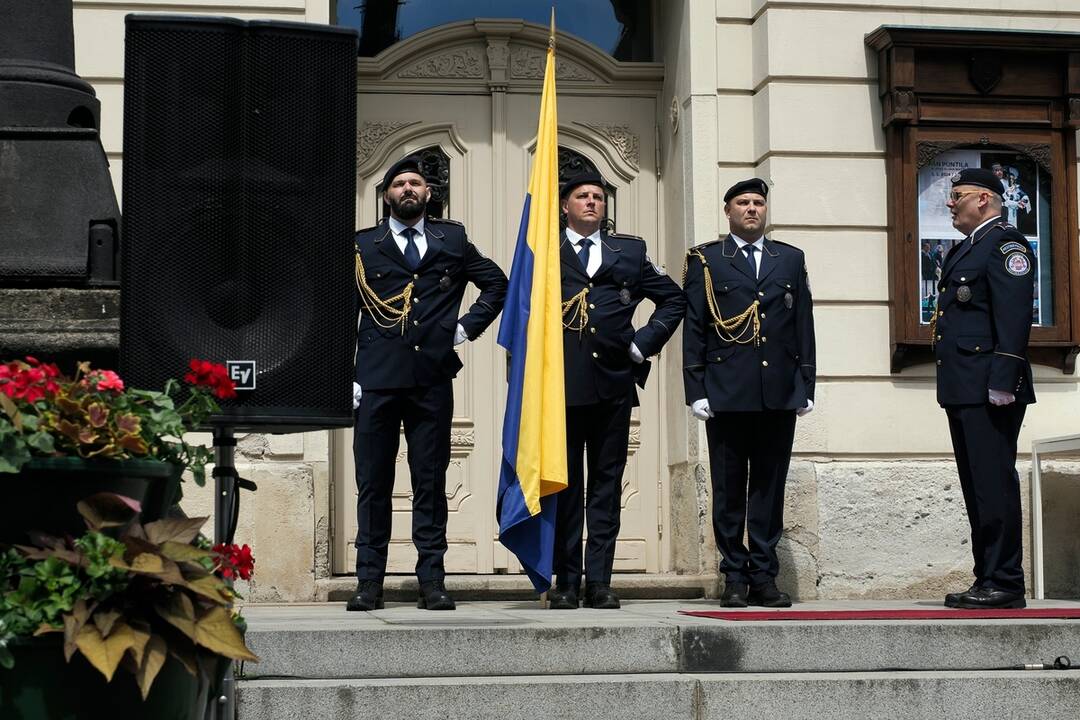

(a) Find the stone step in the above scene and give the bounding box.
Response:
[240,600,1080,679]
[237,670,1080,720]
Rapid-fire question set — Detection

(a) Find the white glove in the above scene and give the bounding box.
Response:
[454,323,469,346]
[988,389,1015,406]
[797,398,814,417]
[690,398,713,421]
[352,382,362,410]
[629,342,645,364]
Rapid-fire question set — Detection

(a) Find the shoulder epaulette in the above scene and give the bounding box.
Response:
[688,238,721,252]
[608,232,645,244]
[356,224,379,235]
[769,239,804,252]
[428,216,464,226]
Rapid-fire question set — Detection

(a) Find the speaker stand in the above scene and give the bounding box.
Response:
[210,427,237,720]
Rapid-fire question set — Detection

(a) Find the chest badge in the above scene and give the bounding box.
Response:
[956,285,972,303]
[619,288,632,305]
[439,275,453,291]
[783,292,793,309]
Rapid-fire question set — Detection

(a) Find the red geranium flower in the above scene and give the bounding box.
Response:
[184,359,237,400]
[83,369,125,393]
[0,357,61,402]
[213,542,255,581]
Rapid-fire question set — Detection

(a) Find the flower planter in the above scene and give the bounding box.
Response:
[0,457,182,545]
[0,637,203,720]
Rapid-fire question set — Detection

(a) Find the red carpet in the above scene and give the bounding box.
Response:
[680,608,1080,621]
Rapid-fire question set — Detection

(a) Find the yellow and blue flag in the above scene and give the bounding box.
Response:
[496,12,566,593]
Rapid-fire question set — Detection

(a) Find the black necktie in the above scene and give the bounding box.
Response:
[577,236,593,271]
[402,227,421,269]
[742,244,758,278]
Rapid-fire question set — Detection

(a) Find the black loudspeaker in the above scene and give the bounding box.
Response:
[120,16,358,431]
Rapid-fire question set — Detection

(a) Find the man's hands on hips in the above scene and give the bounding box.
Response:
[797,399,814,417]
[629,342,644,364]
[988,389,1016,406]
[454,324,469,346]
[691,398,713,421]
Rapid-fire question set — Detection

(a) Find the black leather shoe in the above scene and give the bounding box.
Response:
[548,585,579,610]
[417,580,456,610]
[945,585,979,608]
[955,587,1026,609]
[345,580,384,611]
[748,580,792,608]
[583,583,620,609]
[720,581,749,608]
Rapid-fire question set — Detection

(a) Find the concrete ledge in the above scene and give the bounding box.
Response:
[315,573,720,602]
[237,671,1080,720]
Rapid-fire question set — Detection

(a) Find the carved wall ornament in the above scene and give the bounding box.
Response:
[577,122,640,170]
[485,40,509,70]
[397,47,484,79]
[1000,143,1052,175]
[916,140,968,169]
[917,140,1052,175]
[891,89,915,115]
[356,120,418,165]
[509,46,596,81]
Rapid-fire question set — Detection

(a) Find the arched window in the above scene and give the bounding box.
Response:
[335,0,653,62]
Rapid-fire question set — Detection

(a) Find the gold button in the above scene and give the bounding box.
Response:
[413,274,419,279]
[592,352,598,358]
[412,297,419,303]
[975,345,981,351]
[761,313,766,319]
[940,286,945,293]
[716,356,723,362]
[590,327,596,334]
[414,345,420,351]
[936,335,942,341]
[762,360,769,367]
[938,310,944,317]
[588,282,594,288]
[413,320,419,326]
[761,336,767,343]
[758,291,765,297]
[589,303,595,309]
[937,360,942,366]
[960,277,966,282]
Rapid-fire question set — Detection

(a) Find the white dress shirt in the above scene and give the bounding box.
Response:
[389,216,427,259]
[565,226,603,277]
[731,234,765,277]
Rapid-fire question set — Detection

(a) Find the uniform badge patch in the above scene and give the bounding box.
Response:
[783,292,794,309]
[956,285,972,302]
[1005,252,1031,277]
[999,241,1027,255]
[439,275,452,290]
[619,288,632,305]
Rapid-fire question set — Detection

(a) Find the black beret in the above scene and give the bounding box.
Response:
[560,172,605,199]
[382,155,424,190]
[950,168,1003,197]
[723,178,769,203]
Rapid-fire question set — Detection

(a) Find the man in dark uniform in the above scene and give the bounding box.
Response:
[935,167,1035,610]
[548,172,686,610]
[347,155,507,612]
[682,178,816,608]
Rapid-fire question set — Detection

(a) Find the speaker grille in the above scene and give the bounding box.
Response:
[121,17,358,431]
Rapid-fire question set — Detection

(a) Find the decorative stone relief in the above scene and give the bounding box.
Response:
[356,120,417,165]
[579,122,640,170]
[891,89,915,115]
[916,140,967,169]
[397,47,484,79]
[509,46,596,81]
[486,40,509,70]
[1001,143,1052,175]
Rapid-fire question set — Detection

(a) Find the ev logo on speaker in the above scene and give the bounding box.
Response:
[227,361,256,391]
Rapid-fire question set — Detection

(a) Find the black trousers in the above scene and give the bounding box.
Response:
[353,382,453,584]
[554,392,634,589]
[945,402,1026,594]
[705,410,797,585]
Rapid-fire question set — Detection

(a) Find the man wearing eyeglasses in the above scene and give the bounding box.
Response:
[935,167,1036,609]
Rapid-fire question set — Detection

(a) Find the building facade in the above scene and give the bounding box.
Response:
[73,0,1080,601]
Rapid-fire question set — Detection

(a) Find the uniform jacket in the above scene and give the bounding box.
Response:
[933,220,1035,407]
[354,217,507,390]
[682,235,816,412]
[560,230,686,406]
